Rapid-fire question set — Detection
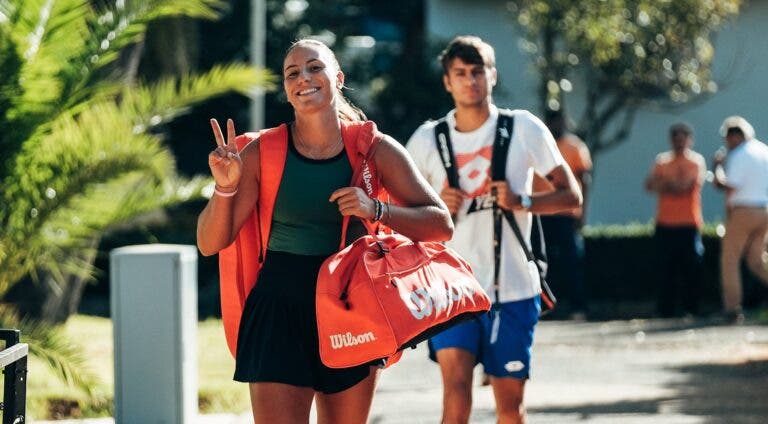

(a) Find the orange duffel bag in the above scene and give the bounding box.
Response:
[316,147,491,369]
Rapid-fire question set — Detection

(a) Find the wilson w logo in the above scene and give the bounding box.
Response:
[329,331,377,349]
[362,161,374,196]
[406,277,477,320]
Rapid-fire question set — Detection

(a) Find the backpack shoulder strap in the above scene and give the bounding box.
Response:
[489,112,516,306]
[218,123,288,357]
[490,111,514,180]
[489,112,552,306]
[433,118,460,188]
[489,113,538,263]
[258,124,289,257]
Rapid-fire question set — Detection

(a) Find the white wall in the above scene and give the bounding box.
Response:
[427,0,768,224]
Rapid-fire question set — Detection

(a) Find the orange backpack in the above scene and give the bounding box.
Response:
[218,121,383,357]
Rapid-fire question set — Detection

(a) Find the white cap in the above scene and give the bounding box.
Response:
[719,116,755,140]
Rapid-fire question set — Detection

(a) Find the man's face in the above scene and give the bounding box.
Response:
[725,129,745,150]
[443,58,496,108]
[670,131,692,152]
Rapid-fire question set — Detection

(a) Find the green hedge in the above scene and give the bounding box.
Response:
[581,222,766,319]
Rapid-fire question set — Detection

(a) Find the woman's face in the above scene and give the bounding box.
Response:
[283,44,344,115]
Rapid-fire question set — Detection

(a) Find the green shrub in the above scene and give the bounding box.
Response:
[583,222,766,319]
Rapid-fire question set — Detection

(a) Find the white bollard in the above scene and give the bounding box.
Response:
[110,244,198,424]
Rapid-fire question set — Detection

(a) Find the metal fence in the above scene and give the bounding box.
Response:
[0,329,27,424]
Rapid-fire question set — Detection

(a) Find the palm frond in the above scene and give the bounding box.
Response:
[0,18,25,160]
[35,174,211,283]
[0,306,101,398]
[10,0,90,115]
[0,1,13,23]
[67,0,228,107]
[9,0,230,138]
[0,102,174,291]
[122,63,275,129]
[141,0,228,20]
[1,34,273,294]
[3,102,173,226]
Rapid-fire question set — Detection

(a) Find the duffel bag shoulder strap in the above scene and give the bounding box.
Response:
[338,120,384,250]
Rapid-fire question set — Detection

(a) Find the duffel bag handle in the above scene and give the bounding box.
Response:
[338,134,382,251]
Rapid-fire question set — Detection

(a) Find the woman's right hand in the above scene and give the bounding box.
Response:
[208,118,242,191]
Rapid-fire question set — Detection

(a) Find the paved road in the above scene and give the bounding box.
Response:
[39,317,768,424]
[370,317,768,423]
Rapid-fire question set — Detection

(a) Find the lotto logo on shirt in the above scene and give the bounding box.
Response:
[455,146,492,198]
[454,146,494,214]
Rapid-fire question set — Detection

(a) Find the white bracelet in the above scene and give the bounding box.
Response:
[214,186,238,197]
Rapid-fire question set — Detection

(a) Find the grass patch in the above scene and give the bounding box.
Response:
[20,315,249,420]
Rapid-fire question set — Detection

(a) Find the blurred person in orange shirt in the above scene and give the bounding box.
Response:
[533,110,593,319]
[645,122,706,317]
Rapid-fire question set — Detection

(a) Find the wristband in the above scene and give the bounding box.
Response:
[214,185,238,197]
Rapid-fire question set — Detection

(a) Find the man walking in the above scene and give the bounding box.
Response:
[644,122,706,317]
[406,35,581,424]
[712,116,768,323]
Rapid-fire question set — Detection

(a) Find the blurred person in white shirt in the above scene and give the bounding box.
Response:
[712,116,768,324]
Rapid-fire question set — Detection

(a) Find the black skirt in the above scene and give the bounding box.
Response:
[233,250,371,394]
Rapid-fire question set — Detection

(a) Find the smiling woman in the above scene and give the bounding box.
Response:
[284,39,367,127]
[195,38,453,424]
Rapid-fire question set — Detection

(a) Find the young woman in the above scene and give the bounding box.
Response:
[197,39,453,424]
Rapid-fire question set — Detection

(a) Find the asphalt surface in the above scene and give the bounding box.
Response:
[38,317,768,424]
[370,317,768,424]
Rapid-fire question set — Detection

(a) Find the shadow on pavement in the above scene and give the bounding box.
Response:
[528,399,673,418]
[673,359,768,424]
[527,359,768,423]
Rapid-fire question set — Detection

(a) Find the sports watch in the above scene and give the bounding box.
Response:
[519,194,532,209]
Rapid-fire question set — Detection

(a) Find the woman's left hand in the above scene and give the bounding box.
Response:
[329,187,377,220]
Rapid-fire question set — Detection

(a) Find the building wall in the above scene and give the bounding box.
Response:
[426,0,768,225]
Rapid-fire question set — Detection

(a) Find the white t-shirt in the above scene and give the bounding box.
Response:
[725,139,768,207]
[406,105,565,302]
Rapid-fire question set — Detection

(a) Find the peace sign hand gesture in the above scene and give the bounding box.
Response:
[208,118,242,192]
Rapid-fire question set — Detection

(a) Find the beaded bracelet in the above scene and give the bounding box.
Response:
[371,198,383,222]
[214,185,238,197]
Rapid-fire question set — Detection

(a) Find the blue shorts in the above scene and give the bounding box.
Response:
[429,296,540,379]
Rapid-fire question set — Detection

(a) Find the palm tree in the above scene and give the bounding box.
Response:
[0,0,272,396]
